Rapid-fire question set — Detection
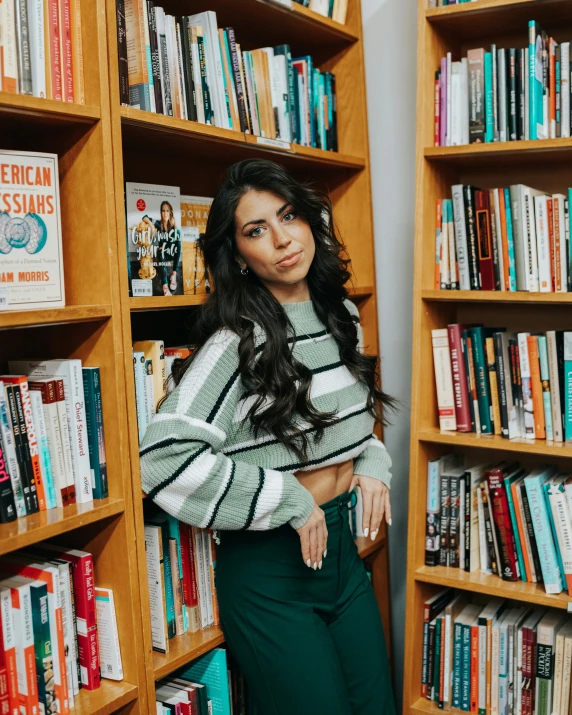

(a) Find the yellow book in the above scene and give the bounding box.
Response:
[132,340,166,411]
[485,337,502,436]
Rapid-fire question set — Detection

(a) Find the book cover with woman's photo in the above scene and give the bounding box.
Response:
[180,195,212,296]
[125,183,183,297]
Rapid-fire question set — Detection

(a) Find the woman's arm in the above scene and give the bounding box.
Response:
[139,329,315,531]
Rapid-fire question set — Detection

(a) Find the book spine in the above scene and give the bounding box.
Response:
[453,620,463,708]
[146,2,163,114]
[484,52,494,142]
[28,0,46,98]
[0,386,26,517]
[432,329,457,431]
[168,538,185,636]
[28,382,63,508]
[0,441,17,524]
[546,331,563,442]
[59,0,73,101]
[525,476,564,593]
[537,336,554,441]
[505,476,527,582]
[474,190,495,290]
[512,479,533,581]
[53,379,75,505]
[461,622,471,711]
[448,324,472,432]
[82,369,107,500]
[463,186,481,289]
[508,48,518,140]
[46,0,62,100]
[470,624,479,712]
[439,471,450,566]
[6,385,39,513]
[528,336,546,440]
[0,587,19,715]
[487,470,520,580]
[518,333,536,438]
[449,476,460,568]
[486,337,503,436]
[547,484,572,592]
[15,0,33,94]
[29,584,53,714]
[468,48,485,144]
[471,328,493,434]
[29,390,56,510]
[116,0,130,105]
[425,461,440,567]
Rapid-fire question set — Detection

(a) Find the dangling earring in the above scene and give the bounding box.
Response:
[240,266,249,276]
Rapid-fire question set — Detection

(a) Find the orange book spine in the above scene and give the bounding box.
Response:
[527,336,546,439]
[207,530,219,627]
[511,480,532,581]
[0,586,19,715]
[43,0,53,99]
[435,200,442,290]
[497,189,510,291]
[547,198,556,291]
[552,197,561,292]
[59,0,74,102]
[470,624,479,713]
[47,0,62,100]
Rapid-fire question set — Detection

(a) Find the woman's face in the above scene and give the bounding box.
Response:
[161,205,171,223]
[234,190,315,293]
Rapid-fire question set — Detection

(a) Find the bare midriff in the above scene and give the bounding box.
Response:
[294,458,354,508]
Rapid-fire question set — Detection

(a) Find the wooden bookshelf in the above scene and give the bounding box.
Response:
[404,1,572,713]
[101,0,392,709]
[0,0,146,712]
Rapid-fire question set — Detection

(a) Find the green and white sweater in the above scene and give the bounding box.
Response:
[139,299,392,536]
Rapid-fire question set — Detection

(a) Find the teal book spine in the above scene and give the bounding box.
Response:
[485,52,494,143]
[150,517,176,638]
[461,622,471,711]
[433,616,441,703]
[165,514,188,632]
[181,647,231,715]
[504,475,527,582]
[499,623,508,715]
[82,368,108,499]
[469,327,493,434]
[524,474,564,593]
[529,21,543,140]
[564,333,572,441]
[452,621,463,709]
[504,189,517,291]
[30,581,53,713]
[537,336,554,441]
[542,482,568,591]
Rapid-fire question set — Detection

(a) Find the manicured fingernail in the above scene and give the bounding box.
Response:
[318,560,322,569]
[371,529,378,541]
[388,518,392,526]
[323,549,327,558]
[306,559,311,567]
[313,562,317,570]
[363,527,369,537]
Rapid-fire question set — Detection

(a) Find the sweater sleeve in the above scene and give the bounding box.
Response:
[139,329,315,531]
[343,298,393,489]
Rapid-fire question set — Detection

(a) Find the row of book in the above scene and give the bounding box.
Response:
[435,185,572,293]
[0,543,122,715]
[425,454,572,594]
[434,22,571,146]
[0,359,108,524]
[0,0,84,102]
[125,182,211,298]
[144,507,219,654]
[428,1,477,6]
[293,0,348,23]
[432,325,572,442]
[119,5,338,150]
[155,647,248,715]
[421,589,572,715]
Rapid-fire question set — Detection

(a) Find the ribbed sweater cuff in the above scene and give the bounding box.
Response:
[284,476,315,530]
[353,443,393,489]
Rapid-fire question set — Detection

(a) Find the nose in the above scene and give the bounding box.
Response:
[274,225,292,248]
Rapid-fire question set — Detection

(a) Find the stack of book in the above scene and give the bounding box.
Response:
[434,21,571,146]
[144,506,219,654]
[425,454,572,594]
[431,325,572,442]
[435,185,572,293]
[118,4,338,150]
[0,360,107,523]
[156,647,247,714]
[293,0,348,24]
[0,543,123,713]
[0,0,85,102]
[421,588,572,715]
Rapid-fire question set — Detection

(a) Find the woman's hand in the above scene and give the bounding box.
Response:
[295,502,328,570]
[349,474,391,541]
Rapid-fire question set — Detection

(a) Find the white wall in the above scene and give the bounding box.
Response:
[361,0,418,710]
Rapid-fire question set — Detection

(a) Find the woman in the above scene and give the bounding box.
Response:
[140,159,396,715]
[142,200,181,295]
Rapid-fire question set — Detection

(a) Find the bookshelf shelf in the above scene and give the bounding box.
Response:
[418,427,572,458]
[410,697,449,715]
[0,304,113,330]
[73,680,138,715]
[421,289,572,304]
[424,137,572,166]
[415,565,571,610]
[0,93,100,125]
[153,626,226,680]
[0,498,125,557]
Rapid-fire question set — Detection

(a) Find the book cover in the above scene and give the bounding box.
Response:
[0,435,17,524]
[432,329,457,431]
[448,324,472,432]
[82,368,107,500]
[144,524,169,653]
[125,182,182,297]
[0,150,64,311]
[486,464,522,581]
[132,340,166,413]
[94,588,123,681]
[179,648,231,715]
[0,584,20,715]
[0,381,26,517]
[180,195,212,296]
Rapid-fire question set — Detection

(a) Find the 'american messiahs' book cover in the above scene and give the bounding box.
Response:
[125,182,183,297]
[0,150,65,311]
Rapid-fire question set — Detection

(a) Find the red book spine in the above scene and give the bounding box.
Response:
[470,624,479,712]
[47,0,63,100]
[474,190,495,290]
[529,629,538,715]
[179,523,193,607]
[522,626,530,715]
[184,526,198,609]
[59,0,74,102]
[448,324,472,431]
[486,469,520,581]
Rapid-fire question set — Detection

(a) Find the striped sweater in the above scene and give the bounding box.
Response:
[139,298,392,535]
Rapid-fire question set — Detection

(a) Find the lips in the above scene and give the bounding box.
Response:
[276,251,302,267]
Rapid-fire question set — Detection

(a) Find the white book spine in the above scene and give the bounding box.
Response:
[554,195,568,292]
[561,633,572,715]
[552,629,566,715]
[0,382,26,517]
[523,189,540,292]
[461,58,469,145]
[498,49,507,142]
[524,48,530,140]
[274,54,290,142]
[534,195,552,292]
[27,0,45,97]
[144,525,168,652]
[562,43,571,138]
[33,385,65,508]
[194,529,208,629]
[547,483,572,588]
[493,189,506,291]
[478,623,487,712]
[175,22,188,121]
[447,208,458,288]
[133,352,148,443]
[431,329,457,431]
[29,389,57,509]
[546,332,563,442]
[55,385,75,499]
[477,483,490,573]
[450,62,461,146]
[517,333,535,438]
[141,0,155,113]
[95,588,123,680]
[446,52,452,146]
[2,0,19,91]
[443,613,452,703]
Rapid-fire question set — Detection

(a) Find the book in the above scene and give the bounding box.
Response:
[0,150,64,310]
[180,195,212,296]
[144,523,169,653]
[179,648,231,715]
[94,588,123,681]
[82,368,108,500]
[432,329,457,431]
[132,340,166,413]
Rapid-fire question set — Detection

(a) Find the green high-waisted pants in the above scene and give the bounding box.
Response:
[214,490,396,715]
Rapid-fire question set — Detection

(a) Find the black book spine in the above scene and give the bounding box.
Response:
[508,49,518,141]
[493,332,509,437]
[330,73,338,153]
[448,476,460,568]
[116,0,130,106]
[15,0,32,95]
[517,49,526,140]
[480,483,498,575]
[464,471,471,572]
[519,482,543,583]
[426,621,436,700]
[147,2,164,115]
[226,28,247,133]
[197,32,213,125]
[463,185,481,289]
[556,331,566,437]
[13,385,38,513]
[5,386,35,514]
[439,472,450,566]
[510,338,524,436]
[0,437,17,523]
[178,17,196,122]
[157,16,172,117]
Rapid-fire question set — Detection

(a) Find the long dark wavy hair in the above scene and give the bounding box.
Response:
[170,159,396,461]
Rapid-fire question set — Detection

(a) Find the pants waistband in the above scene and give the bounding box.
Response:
[318,490,357,519]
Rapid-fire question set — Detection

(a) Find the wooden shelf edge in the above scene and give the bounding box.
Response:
[415,565,571,610]
[153,626,225,680]
[0,92,100,122]
[289,1,359,41]
[418,427,572,458]
[422,289,572,304]
[410,696,446,714]
[425,0,536,20]
[129,294,207,311]
[356,534,386,559]
[73,680,138,715]
[424,136,572,161]
[0,304,113,330]
[0,498,125,557]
